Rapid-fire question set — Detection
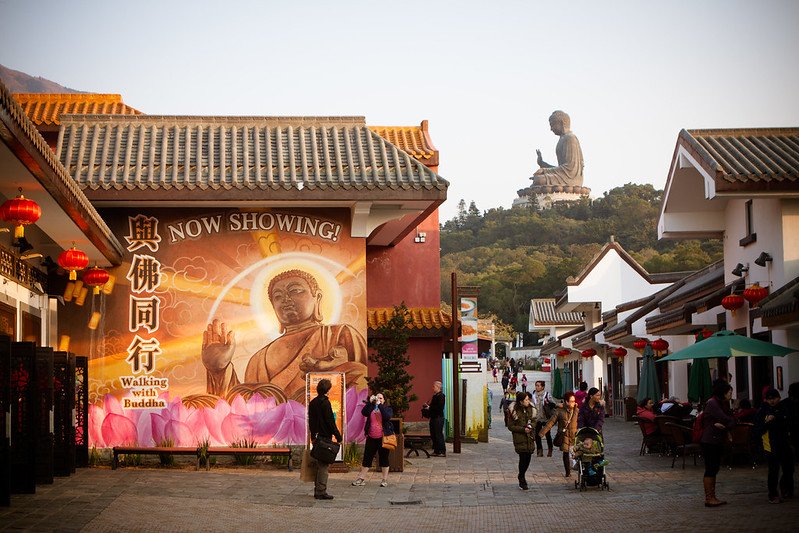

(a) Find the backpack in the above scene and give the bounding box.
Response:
[692,412,704,443]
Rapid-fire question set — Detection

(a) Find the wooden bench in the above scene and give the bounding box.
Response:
[403,433,432,458]
[204,447,293,471]
[112,446,293,471]
[112,446,200,470]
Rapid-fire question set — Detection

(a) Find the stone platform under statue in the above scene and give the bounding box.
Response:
[513,184,591,209]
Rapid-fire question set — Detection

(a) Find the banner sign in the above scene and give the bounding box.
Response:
[306,372,345,461]
[460,296,478,362]
[59,208,370,448]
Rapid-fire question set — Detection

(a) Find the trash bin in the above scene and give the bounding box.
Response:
[388,418,404,472]
[624,397,637,421]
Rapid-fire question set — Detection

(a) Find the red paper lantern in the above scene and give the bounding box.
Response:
[58,245,89,281]
[83,266,110,294]
[557,349,571,357]
[651,338,669,357]
[581,348,597,359]
[632,338,648,351]
[721,293,745,315]
[1,190,41,239]
[613,347,627,358]
[743,283,769,308]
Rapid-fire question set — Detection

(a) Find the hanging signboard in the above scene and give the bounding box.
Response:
[461,296,478,362]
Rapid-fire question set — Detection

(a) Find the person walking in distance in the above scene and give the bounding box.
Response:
[532,380,556,457]
[507,391,537,490]
[307,378,342,500]
[425,381,447,457]
[540,391,579,478]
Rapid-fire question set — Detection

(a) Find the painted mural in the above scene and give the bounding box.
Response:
[58,208,369,448]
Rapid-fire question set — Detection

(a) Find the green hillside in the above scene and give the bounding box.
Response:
[440,183,722,333]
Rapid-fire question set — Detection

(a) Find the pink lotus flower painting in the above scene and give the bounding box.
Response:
[90,389,367,447]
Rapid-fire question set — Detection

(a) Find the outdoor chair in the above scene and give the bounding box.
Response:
[664,422,701,469]
[725,423,757,469]
[632,415,663,455]
[655,415,683,455]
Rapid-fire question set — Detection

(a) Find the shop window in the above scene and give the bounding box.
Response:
[739,200,756,246]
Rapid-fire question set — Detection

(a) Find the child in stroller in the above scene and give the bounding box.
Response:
[572,427,609,490]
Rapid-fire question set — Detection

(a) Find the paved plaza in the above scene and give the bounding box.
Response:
[1,381,795,532]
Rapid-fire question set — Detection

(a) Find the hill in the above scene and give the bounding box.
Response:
[440,183,722,332]
[0,64,84,93]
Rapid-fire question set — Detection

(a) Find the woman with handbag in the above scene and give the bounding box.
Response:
[351,392,394,487]
[307,378,342,500]
[507,391,537,490]
[539,391,579,478]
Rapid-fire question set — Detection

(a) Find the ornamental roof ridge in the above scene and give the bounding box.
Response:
[60,114,367,125]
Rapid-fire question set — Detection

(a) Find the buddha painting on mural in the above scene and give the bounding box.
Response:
[201,267,367,403]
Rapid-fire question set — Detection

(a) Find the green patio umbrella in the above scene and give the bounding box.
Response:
[687,358,712,403]
[637,344,661,402]
[552,367,564,399]
[659,330,798,361]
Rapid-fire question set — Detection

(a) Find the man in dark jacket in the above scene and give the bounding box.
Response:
[756,388,794,503]
[307,379,342,500]
[424,381,446,456]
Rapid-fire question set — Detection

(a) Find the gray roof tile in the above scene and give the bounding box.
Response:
[681,128,799,185]
[56,116,449,196]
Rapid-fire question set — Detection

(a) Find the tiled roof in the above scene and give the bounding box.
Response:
[368,307,452,331]
[56,115,448,197]
[13,93,141,127]
[369,120,438,167]
[530,298,583,327]
[0,82,124,264]
[571,322,606,350]
[760,276,799,328]
[681,128,799,186]
[656,261,724,311]
[645,278,744,334]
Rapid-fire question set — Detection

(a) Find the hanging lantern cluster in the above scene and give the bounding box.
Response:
[58,244,89,280]
[743,283,769,308]
[82,265,110,294]
[581,348,597,359]
[632,338,648,351]
[1,189,41,239]
[613,347,627,359]
[651,338,669,358]
[721,293,745,315]
[557,349,571,357]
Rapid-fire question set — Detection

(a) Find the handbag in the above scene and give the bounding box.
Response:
[553,408,575,448]
[382,433,398,450]
[310,435,340,464]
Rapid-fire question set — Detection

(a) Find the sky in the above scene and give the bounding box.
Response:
[1,0,798,222]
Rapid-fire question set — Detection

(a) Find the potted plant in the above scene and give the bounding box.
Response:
[367,303,416,471]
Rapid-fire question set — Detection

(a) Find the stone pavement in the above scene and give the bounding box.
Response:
[1,381,795,532]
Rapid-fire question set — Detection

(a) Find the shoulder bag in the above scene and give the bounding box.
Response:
[553,408,575,448]
[310,435,340,464]
[382,433,398,450]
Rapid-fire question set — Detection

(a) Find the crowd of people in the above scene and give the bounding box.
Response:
[635,379,798,506]
[307,360,797,504]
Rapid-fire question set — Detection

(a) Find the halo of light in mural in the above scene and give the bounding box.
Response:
[207,251,349,342]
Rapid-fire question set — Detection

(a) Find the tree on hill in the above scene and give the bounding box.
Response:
[439,183,721,331]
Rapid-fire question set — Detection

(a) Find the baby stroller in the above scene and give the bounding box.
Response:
[573,427,609,491]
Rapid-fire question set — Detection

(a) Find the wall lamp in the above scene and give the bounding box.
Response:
[731,263,749,277]
[414,229,426,243]
[754,252,773,267]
